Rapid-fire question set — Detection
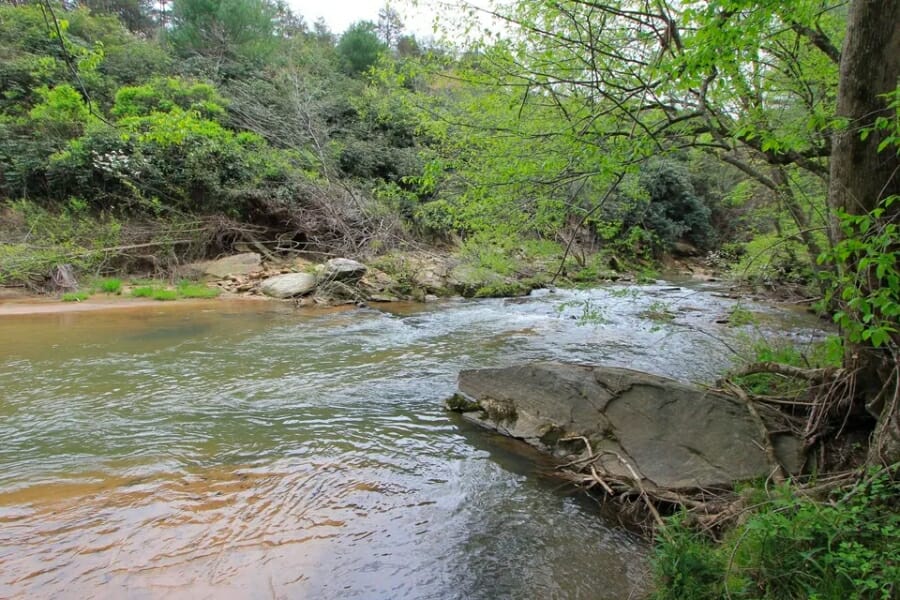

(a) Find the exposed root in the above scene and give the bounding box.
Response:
[554,356,899,536]
[730,362,842,383]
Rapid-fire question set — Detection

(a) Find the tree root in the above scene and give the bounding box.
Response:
[554,357,896,536]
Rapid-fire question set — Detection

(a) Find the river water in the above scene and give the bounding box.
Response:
[0,282,828,599]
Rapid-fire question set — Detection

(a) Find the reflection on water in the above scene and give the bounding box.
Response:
[0,283,828,598]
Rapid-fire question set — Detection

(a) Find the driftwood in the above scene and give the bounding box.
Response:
[552,360,880,534]
[49,264,77,291]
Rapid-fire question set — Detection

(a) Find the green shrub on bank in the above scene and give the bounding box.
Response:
[151,289,178,301]
[651,470,900,600]
[129,281,218,300]
[95,277,123,294]
[61,291,90,302]
[176,280,220,298]
[733,336,843,396]
[130,285,154,297]
[0,199,122,286]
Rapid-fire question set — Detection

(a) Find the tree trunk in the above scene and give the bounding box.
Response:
[828,0,900,465]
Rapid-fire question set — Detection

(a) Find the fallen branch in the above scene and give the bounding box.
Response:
[729,362,840,383]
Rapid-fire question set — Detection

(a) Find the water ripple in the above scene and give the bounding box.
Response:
[0,282,830,598]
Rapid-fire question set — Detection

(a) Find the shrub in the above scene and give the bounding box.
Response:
[151,289,178,301]
[0,199,121,286]
[130,285,154,297]
[111,77,225,119]
[62,291,90,302]
[176,280,220,298]
[606,160,714,255]
[95,277,122,294]
[651,470,900,600]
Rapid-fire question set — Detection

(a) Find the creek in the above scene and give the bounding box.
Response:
[0,281,829,599]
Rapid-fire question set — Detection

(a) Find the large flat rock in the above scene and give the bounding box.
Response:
[452,362,788,490]
[186,253,262,278]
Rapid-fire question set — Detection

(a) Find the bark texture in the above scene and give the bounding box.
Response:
[828,0,900,464]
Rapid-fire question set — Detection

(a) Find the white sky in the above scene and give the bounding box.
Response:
[287,0,435,37]
[286,0,495,40]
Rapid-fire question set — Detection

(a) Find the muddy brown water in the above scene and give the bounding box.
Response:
[0,283,829,599]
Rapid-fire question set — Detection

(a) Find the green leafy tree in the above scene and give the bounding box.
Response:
[336,21,385,76]
[168,0,280,72]
[418,0,897,462]
[81,0,156,34]
[631,160,714,251]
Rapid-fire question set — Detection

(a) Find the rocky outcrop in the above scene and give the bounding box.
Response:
[259,273,318,298]
[448,362,796,490]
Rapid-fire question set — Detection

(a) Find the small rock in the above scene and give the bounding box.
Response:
[424,294,439,303]
[320,258,367,282]
[260,273,318,299]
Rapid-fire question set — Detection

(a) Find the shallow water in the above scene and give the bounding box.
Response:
[0,283,829,599]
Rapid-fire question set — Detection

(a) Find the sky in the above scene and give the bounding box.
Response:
[287,0,437,37]
[286,0,495,40]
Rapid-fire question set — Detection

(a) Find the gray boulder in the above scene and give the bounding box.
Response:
[672,242,700,257]
[260,273,317,298]
[321,258,367,282]
[185,253,262,278]
[449,362,793,490]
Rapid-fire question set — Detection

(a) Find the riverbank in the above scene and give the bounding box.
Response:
[1,244,736,311]
[0,294,276,316]
[0,273,846,598]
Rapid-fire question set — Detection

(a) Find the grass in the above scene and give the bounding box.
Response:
[151,289,178,301]
[94,277,123,294]
[640,300,676,322]
[130,285,155,298]
[636,268,661,284]
[129,280,219,301]
[727,305,757,326]
[556,299,609,325]
[651,470,899,600]
[732,335,844,396]
[61,291,90,302]
[176,280,220,298]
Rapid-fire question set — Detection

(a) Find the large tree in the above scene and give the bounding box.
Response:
[418,0,846,277]
[827,0,900,463]
[168,0,280,72]
[420,0,899,463]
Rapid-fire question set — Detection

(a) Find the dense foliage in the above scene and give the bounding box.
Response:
[1,1,897,597]
[652,470,900,600]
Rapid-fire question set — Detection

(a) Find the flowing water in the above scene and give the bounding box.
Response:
[0,282,829,599]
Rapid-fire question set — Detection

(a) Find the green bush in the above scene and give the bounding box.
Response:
[151,288,178,301]
[733,336,843,396]
[62,291,91,302]
[0,199,121,286]
[49,107,282,214]
[732,232,817,285]
[337,21,386,75]
[652,470,900,600]
[176,280,220,298]
[130,285,155,297]
[111,77,225,119]
[95,277,123,294]
[606,160,715,255]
